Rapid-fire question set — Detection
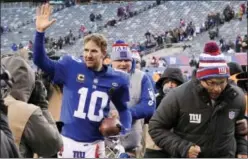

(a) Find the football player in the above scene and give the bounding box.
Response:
[33,3,132,158]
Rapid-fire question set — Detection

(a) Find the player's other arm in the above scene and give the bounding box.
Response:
[129,74,155,120]
[111,80,132,133]
[34,32,70,84]
[33,31,56,77]
[33,3,56,77]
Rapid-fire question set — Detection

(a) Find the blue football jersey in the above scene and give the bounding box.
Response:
[53,55,130,142]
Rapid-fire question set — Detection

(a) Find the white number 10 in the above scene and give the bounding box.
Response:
[73,87,109,122]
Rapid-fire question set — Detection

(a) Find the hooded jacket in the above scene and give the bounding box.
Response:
[0,99,20,158]
[156,67,184,107]
[145,67,184,152]
[149,78,247,157]
[2,56,62,158]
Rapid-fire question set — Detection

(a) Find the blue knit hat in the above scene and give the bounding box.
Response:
[111,40,132,61]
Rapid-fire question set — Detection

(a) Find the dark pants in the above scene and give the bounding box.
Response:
[144,149,171,158]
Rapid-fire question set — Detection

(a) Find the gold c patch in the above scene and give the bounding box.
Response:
[77,74,85,83]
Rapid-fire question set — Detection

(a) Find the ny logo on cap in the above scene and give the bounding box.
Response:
[120,51,128,58]
[218,67,227,74]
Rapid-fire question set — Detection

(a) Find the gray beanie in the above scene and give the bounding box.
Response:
[111,40,132,61]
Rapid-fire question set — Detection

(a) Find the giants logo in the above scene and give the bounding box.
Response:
[73,151,85,158]
[189,114,201,124]
[218,67,227,74]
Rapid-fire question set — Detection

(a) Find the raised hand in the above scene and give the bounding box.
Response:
[36,3,56,32]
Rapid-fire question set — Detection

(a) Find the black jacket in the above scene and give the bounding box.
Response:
[0,100,20,158]
[156,67,184,90]
[149,79,247,158]
[155,67,184,108]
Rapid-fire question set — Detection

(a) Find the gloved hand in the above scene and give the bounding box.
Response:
[28,80,48,109]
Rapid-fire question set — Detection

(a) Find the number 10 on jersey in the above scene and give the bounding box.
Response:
[74,87,109,122]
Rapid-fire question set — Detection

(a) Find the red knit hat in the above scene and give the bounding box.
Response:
[196,41,230,80]
[203,41,220,55]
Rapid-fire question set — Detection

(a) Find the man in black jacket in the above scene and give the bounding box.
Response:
[149,41,247,158]
[144,67,184,158]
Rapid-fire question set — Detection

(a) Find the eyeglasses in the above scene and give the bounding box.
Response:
[204,79,227,88]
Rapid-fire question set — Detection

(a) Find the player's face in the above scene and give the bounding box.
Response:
[200,78,228,100]
[83,40,105,71]
[112,60,132,73]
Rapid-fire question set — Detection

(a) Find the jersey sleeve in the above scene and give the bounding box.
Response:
[111,74,132,130]
[129,73,156,120]
[52,55,71,84]
[33,31,70,85]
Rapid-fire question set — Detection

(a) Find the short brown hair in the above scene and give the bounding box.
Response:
[84,33,107,54]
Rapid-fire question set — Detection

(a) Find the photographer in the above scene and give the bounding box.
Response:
[0,66,20,158]
[2,56,62,158]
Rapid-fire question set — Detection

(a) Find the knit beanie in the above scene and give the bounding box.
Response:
[111,40,132,61]
[196,41,230,80]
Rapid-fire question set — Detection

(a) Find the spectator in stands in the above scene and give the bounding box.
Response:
[19,43,23,49]
[219,38,229,52]
[117,6,125,20]
[235,35,242,53]
[145,31,152,43]
[156,0,161,5]
[158,57,166,67]
[240,3,246,14]
[227,43,235,54]
[95,14,102,21]
[149,41,247,158]
[140,56,146,69]
[156,35,163,46]
[223,5,234,22]
[151,56,158,67]
[2,56,63,158]
[58,36,63,49]
[241,35,248,52]
[209,28,218,40]
[89,13,95,22]
[238,6,244,21]
[180,19,185,27]
[11,43,18,52]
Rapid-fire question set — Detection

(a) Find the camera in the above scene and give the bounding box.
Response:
[0,66,13,99]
